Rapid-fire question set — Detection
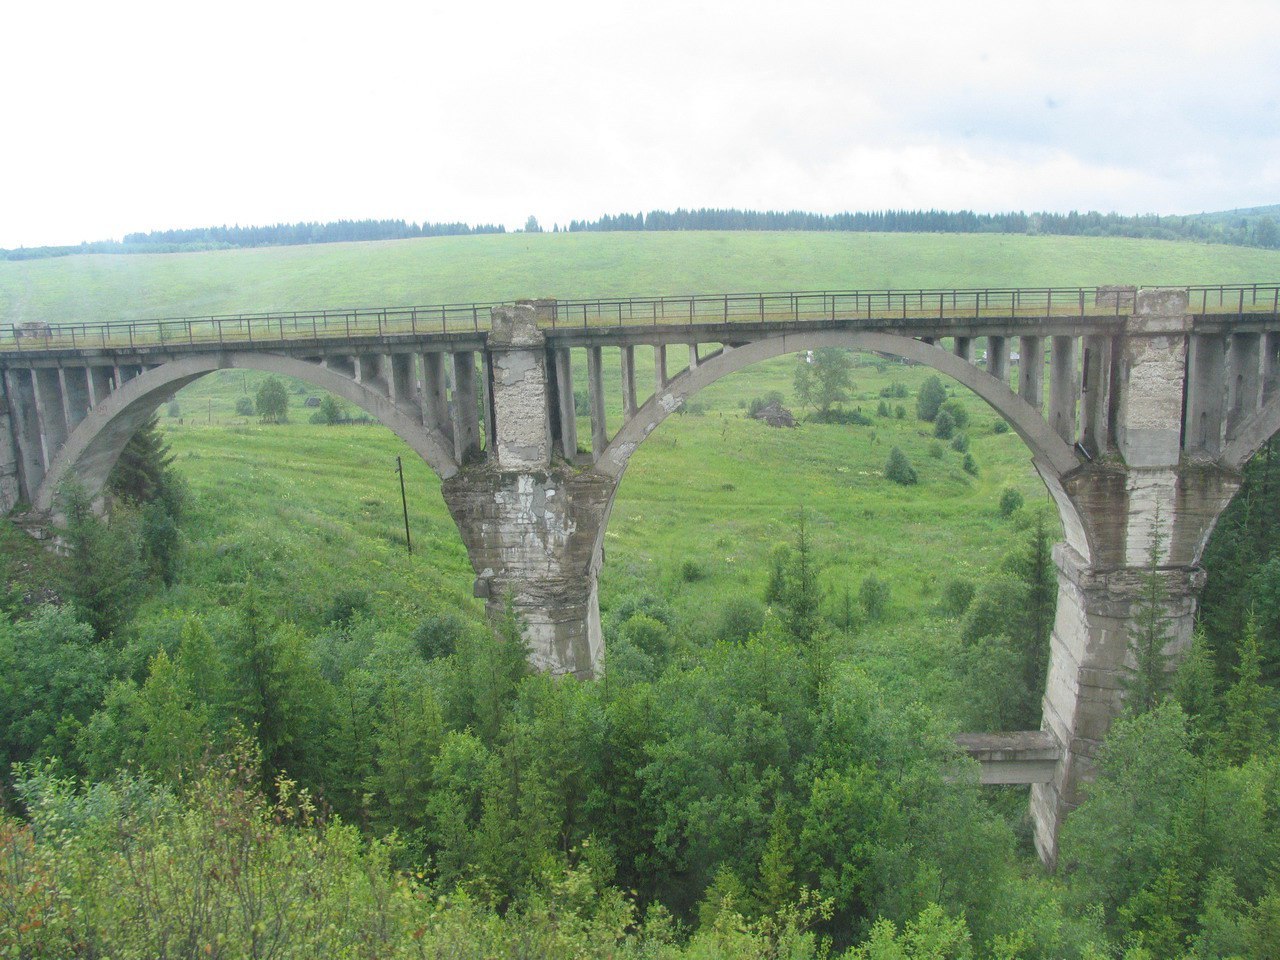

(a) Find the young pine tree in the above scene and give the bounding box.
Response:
[1125,519,1173,715]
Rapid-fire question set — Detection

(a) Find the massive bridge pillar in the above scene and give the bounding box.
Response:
[440,303,611,678]
[1031,288,1239,865]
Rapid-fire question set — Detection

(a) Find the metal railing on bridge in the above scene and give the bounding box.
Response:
[3,282,1278,353]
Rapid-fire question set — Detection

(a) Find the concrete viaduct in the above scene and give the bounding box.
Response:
[2,282,1278,866]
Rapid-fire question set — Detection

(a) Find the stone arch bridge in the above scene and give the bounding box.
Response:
[3,282,1279,865]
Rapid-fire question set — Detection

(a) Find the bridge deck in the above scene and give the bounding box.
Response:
[2,283,1277,358]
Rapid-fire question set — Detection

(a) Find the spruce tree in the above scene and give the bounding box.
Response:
[1125,519,1172,715]
[1220,616,1274,764]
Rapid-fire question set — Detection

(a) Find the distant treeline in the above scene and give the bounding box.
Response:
[0,219,507,261]
[561,206,1280,248]
[4,205,1278,261]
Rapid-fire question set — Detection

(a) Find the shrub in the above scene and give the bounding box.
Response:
[879,382,910,399]
[885,447,917,485]
[939,398,970,430]
[992,419,1011,434]
[929,442,945,459]
[324,588,369,628]
[716,595,765,643]
[309,394,346,425]
[235,395,255,417]
[680,558,706,583]
[963,453,979,476]
[413,611,467,660]
[894,404,906,419]
[916,375,947,421]
[748,391,785,417]
[941,578,976,617]
[256,376,289,423]
[860,574,891,621]
[1000,487,1025,517]
[877,400,890,417]
[933,409,956,440]
[950,432,969,453]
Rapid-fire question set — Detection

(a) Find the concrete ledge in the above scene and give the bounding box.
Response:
[955,731,1062,785]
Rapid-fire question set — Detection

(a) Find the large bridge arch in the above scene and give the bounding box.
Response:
[33,351,459,512]
[592,331,1091,564]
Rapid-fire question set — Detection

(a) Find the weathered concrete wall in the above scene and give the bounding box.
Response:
[0,393,21,513]
[488,304,552,471]
[441,467,612,677]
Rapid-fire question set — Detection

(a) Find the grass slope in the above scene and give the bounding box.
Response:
[3,231,1280,324]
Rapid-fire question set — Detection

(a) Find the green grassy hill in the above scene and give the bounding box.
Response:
[3,231,1280,325]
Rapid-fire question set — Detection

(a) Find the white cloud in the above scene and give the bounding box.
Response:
[1,0,1277,247]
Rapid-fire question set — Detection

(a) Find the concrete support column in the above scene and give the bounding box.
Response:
[620,345,638,420]
[0,391,19,514]
[3,369,44,500]
[480,352,497,458]
[59,368,91,433]
[442,468,614,678]
[1113,291,1191,467]
[1262,332,1280,404]
[688,342,700,370]
[586,346,607,460]
[356,355,387,394]
[1019,336,1044,410]
[420,352,453,443]
[988,335,1011,386]
[1184,334,1228,457]
[1080,335,1112,457]
[450,352,482,464]
[954,336,975,363]
[1049,336,1077,444]
[554,349,578,461]
[32,368,68,469]
[655,344,668,391]
[1032,542,1205,865]
[387,353,415,407]
[87,367,114,408]
[486,305,552,470]
[1226,333,1262,441]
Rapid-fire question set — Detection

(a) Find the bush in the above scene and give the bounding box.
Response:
[680,558,706,583]
[894,404,906,419]
[716,595,765,643]
[941,578,976,617]
[860,574,891,621]
[256,376,289,423]
[413,611,467,660]
[309,394,346,425]
[992,419,1010,434]
[963,453,979,476]
[324,588,369,628]
[1000,487,1025,517]
[748,391,785,417]
[877,400,890,417]
[939,398,970,430]
[950,432,969,453]
[916,375,947,421]
[235,395,255,417]
[929,442,945,459]
[933,409,956,440]
[879,382,910,399]
[885,447,917,485]
[810,408,871,425]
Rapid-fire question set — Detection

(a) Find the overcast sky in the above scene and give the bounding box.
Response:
[2,0,1277,248]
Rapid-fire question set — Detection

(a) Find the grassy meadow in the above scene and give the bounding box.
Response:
[11,231,1280,708]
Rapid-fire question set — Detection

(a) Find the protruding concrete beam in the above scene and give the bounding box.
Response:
[655,344,668,392]
[1226,333,1262,441]
[1080,335,1112,457]
[688,342,700,370]
[1185,334,1228,457]
[388,353,415,406]
[1049,336,1077,444]
[620,345,638,420]
[87,367,113,408]
[1019,336,1044,410]
[988,335,1011,387]
[587,345,608,460]
[59,368,91,433]
[480,352,497,459]
[954,731,1061,785]
[954,336,975,363]
[451,351,482,464]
